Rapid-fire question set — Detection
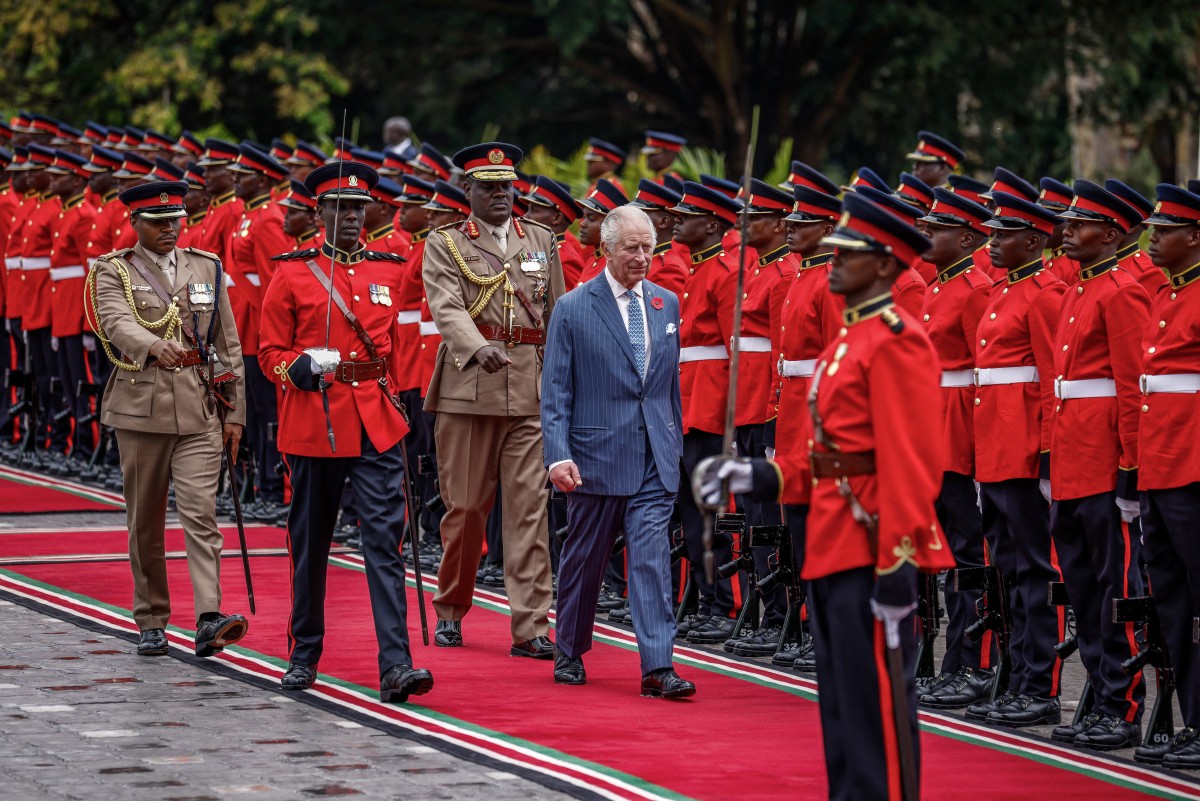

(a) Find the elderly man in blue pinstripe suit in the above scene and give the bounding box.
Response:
[541,205,696,698]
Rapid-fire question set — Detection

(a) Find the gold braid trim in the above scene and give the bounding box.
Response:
[85,256,183,371]
[437,229,510,318]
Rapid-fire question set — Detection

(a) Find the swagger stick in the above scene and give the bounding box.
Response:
[318,110,349,454]
[701,106,760,583]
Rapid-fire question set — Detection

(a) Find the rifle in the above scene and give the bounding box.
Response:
[1048,580,1093,727]
[955,565,1011,701]
[1113,596,1175,749]
[914,571,943,680]
[711,514,758,641]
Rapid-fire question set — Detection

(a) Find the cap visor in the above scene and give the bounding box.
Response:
[1145,215,1194,227]
[134,208,188,219]
[906,152,942,163]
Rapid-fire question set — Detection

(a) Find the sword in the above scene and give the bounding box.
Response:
[318,110,349,455]
[224,439,256,614]
[700,106,760,583]
[885,631,920,801]
[397,426,430,646]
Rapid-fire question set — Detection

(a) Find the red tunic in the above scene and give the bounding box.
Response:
[557,231,584,290]
[1138,271,1200,490]
[776,297,954,580]
[1050,259,1151,499]
[83,193,120,264]
[227,196,291,356]
[3,192,37,320]
[891,266,927,318]
[176,212,208,249]
[1117,243,1167,297]
[48,194,97,338]
[576,246,605,289]
[919,256,991,475]
[772,254,841,505]
[1044,248,1078,286]
[19,194,61,331]
[973,262,1065,482]
[679,244,736,435]
[259,244,411,458]
[735,246,791,427]
[369,226,422,393]
[648,240,688,301]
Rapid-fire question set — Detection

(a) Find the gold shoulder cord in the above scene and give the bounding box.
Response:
[85,256,183,371]
[437,230,511,318]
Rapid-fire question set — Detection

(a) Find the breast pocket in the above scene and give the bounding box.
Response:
[118,369,158,417]
[439,355,478,401]
[131,289,163,314]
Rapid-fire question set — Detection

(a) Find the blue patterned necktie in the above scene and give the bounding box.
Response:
[626,288,645,379]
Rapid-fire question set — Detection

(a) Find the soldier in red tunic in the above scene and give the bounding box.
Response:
[574,179,627,290]
[1048,180,1151,750]
[1105,179,1169,296]
[627,179,687,301]
[1038,177,1079,285]
[259,160,433,704]
[966,192,1069,727]
[521,176,585,290]
[700,190,953,799]
[1132,184,1200,767]
[905,130,964,189]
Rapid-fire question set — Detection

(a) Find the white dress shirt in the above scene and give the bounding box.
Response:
[605,267,650,363]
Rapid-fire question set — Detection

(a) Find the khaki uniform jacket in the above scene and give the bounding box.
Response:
[422,215,565,417]
[95,244,246,433]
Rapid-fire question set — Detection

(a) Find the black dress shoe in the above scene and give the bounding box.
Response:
[607,603,632,623]
[1136,726,1198,765]
[1074,714,1141,751]
[511,635,554,660]
[194,612,248,657]
[1162,726,1200,768]
[553,647,586,685]
[281,662,316,691]
[987,694,1061,727]
[686,617,736,644]
[137,628,168,656]
[792,633,817,673]
[918,667,995,710]
[771,641,800,667]
[596,587,625,611]
[641,668,696,699]
[434,620,462,647]
[379,664,434,703]
[675,614,710,638]
[1052,711,1101,743]
[730,626,783,657]
[965,689,1019,721]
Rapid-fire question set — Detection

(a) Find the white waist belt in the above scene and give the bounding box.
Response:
[243,272,261,287]
[679,345,729,363]
[940,369,974,388]
[734,336,771,353]
[50,265,85,281]
[975,366,1039,386]
[1055,377,1116,400]
[396,310,421,324]
[1141,373,1200,395]
[419,321,439,337]
[224,273,235,288]
[779,358,817,378]
[22,257,51,270]
[4,258,19,270]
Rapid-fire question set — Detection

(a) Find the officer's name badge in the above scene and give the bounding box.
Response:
[131,283,152,292]
[188,283,215,304]
[369,284,392,306]
[520,251,548,272]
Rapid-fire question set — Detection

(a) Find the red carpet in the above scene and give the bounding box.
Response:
[0,527,1196,801]
[0,466,124,513]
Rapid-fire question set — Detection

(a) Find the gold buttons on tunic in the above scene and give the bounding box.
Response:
[989,313,996,320]
[1159,321,1166,328]
[974,398,981,406]
[1142,405,1149,413]
[1148,347,1156,354]
[923,314,930,322]
[353,295,360,302]
[349,351,357,359]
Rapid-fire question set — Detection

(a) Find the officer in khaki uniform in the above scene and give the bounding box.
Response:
[422,142,564,657]
[89,180,248,659]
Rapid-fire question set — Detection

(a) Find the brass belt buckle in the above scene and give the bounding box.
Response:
[506,324,524,349]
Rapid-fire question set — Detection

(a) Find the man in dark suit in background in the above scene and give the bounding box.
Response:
[541,205,695,699]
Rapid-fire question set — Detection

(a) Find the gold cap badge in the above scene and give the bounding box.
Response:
[159,192,169,203]
[348,175,359,187]
[487,148,504,165]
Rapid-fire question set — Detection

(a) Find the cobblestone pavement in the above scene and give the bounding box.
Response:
[0,593,574,801]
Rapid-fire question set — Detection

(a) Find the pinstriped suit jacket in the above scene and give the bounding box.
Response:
[541,273,683,495]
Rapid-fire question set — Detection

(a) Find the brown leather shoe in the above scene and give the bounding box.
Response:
[510,635,554,660]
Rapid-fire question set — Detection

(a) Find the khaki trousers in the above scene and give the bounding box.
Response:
[433,412,552,642]
[116,428,224,630]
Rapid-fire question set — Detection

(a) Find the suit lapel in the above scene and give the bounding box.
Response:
[589,278,639,375]
[466,214,504,275]
[172,248,195,295]
[643,284,666,378]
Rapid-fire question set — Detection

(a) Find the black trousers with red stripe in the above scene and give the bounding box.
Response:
[810,566,919,801]
[1141,484,1200,726]
[1050,491,1145,722]
[981,479,1065,698]
[936,471,987,674]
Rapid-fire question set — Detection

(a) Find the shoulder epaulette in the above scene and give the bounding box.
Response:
[365,251,407,262]
[432,220,460,233]
[270,248,320,262]
[518,217,552,233]
[881,307,905,334]
[185,247,219,260]
[98,247,134,263]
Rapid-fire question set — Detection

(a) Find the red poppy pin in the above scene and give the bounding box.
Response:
[650,296,664,310]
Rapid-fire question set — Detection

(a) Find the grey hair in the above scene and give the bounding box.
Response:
[600,205,657,253]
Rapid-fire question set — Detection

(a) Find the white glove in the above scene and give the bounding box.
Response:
[1116,497,1140,523]
[974,480,982,512]
[303,347,341,374]
[82,334,96,353]
[50,336,60,352]
[870,599,918,650]
[697,457,753,506]
[1039,479,1052,504]
[765,446,775,460]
